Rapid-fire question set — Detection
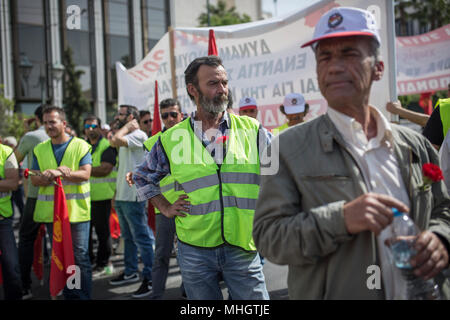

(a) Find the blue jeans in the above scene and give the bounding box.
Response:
[115,201,154,280]
[177,242,269,300]
[46,221,92,300]
[0,217,22,299]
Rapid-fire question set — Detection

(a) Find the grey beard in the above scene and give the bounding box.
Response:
[199,95,228,115]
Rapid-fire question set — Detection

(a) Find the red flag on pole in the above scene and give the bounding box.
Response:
[109,207,120,239]
[419,92,434,115]
[148,80,161,233]
[151,80,162,136]
[49,177,74,298]
[32,224,46,281]
[208,29,218,56]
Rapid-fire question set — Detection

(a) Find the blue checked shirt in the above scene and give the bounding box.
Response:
[133,111,272,201]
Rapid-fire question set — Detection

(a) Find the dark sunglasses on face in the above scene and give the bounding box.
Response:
[142,120,152,124]
[161,112,179,120]
[84,124,98,129]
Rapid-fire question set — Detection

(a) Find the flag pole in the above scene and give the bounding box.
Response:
[168,26,178,99]
[386,0,399,123]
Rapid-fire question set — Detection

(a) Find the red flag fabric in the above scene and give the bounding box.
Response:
[147,202,156,234]
[49,177,74,297]
[109,207,121,239]
[32,224,46,281]
[208,29,218,56]
[151,80,162,136]
[419,92,434,115]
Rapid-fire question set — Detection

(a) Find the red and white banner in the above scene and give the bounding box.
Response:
[396,24,450,95]
[117,0,396,129]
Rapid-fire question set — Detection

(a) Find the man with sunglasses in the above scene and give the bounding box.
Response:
[83,115,117,277]
[139,111,153,137]
[133,56,270,300]
[141,98,183,299]
[109,105,155,299]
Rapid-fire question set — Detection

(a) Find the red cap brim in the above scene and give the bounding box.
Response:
[239,105,257,110]
[301,31,377,48]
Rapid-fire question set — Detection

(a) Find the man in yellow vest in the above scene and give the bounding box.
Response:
[0,137,22,299]
[30,106,92,300]
[133,56,270,300]
[273,93,309,135]
[84,115,117,277]
[423,84,450,150]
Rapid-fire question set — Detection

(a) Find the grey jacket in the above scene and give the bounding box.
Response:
[253,114,450,299]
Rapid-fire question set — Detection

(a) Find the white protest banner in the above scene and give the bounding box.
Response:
[117,0,395,129]
[396,24,450,96]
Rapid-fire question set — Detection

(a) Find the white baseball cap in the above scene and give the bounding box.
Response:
[283,93,306,115]
[239,97,257,110]
[301,7,380,48]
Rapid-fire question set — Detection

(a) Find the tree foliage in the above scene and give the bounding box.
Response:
[395,0,450,35]
[0,85,26,141]
[62,47,91,136]
[198,0,251,27]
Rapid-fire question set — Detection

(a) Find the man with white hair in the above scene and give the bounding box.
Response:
[253,7,450,299]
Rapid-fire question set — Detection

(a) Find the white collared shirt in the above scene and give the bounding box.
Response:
[327,106,410,300]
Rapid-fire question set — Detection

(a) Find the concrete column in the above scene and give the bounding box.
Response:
[93,0,107,123]
[49,0,63,107]
[132,0,143,64]
[0,0,14,100]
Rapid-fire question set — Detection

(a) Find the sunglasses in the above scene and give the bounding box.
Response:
[161,112,179,120]
[84,124,98,129]
[142,120,152,124]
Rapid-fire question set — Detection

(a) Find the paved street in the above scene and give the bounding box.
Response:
[3,215,289,300]
[19,253,288,300]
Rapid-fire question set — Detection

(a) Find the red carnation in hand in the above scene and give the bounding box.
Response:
[24,168,30,179]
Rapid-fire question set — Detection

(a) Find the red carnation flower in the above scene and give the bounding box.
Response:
[216,135,228,144]
[421,163,443,190]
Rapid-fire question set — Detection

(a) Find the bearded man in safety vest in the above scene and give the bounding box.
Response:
[31,106,92,300]
[133,56,271,300]
[84,114,117,277]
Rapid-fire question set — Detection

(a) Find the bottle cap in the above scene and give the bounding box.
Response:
[391,208,403,217]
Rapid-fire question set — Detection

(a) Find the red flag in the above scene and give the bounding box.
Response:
[109,207,120,239]
[208,29,218,56]
[147,203,156,234]
[49,177,74,298]
[32,224,46,281]
[151,80,162,136]
[419,92,434,115]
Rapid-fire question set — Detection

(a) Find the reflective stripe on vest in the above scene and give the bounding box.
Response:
[37,191,91,201]
[0,144,14,218]
[189,196,257,215]
[160,114,261,251]
[178,172,260,194]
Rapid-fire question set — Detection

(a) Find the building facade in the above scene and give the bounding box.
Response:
[0,0,262,125]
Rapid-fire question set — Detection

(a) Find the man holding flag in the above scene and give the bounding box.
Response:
[31,106,92,299]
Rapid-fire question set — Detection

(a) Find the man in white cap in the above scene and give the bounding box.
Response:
[238,96,258,119]
[253,7,450,299]
[273,93,309,135]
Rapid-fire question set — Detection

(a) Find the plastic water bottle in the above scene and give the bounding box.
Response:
[390,208,441,300]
